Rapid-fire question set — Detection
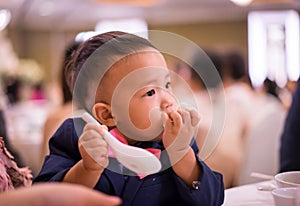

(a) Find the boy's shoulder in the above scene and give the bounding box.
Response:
[48,118,84,158]
[54,117,85,137]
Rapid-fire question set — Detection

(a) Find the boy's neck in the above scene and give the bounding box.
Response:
[126,138,138,145]
[110,127,138,145]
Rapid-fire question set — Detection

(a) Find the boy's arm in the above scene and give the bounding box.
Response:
[63,160,102,187]
[163,109,202,186]
[172,157,225,206]
[166,142,224,205]
[171,147,202,186]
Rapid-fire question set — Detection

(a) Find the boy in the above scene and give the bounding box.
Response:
[35,31,224,205]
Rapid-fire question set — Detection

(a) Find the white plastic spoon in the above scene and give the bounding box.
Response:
[80,111,162,175]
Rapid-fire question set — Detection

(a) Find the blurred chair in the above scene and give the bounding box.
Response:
[237,95,286,185]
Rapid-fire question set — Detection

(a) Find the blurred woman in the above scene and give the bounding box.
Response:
[41,40,81,161]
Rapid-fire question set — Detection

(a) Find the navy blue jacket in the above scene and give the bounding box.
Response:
[280,79,300,172]
[34,118,224,206]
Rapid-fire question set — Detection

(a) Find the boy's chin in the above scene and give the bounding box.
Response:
[128,133,162,143]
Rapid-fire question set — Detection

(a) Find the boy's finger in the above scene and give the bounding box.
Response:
[181,110,191,125]
[98,125,108,136]
[168,111,182,127]
[189,109,200,126]
[161,112,168,128]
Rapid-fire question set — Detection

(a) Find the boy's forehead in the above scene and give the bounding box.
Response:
[115,49,166,69]
[108,50,168,80]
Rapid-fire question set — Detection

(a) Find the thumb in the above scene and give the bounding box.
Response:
[189,109,200,127]
[161,112,168,128]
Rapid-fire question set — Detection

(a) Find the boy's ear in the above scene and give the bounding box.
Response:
[92,103,116,127]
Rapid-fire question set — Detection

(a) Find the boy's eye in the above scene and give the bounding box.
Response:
[165,82,171,89]
[145,89,156,96]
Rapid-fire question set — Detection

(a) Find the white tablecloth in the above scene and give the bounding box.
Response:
[223,181,275,206]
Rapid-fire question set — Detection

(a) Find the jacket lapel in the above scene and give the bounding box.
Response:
[121,176,144,206]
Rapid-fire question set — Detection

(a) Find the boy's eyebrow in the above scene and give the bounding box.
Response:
[163,73,170,80]
[143,73,170,85]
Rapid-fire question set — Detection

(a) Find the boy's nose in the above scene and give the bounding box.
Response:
[160,90,177,113]
[161,101,174,113]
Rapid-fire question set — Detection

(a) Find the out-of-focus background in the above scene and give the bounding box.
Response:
[1,0,299,93]
[0,0,299,189]
[1,0,299,86]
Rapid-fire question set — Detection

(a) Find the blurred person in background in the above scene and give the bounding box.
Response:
[4,75,21,105]
[41,40,81,161]
[171,49,223,155]
[280,78,300,172]
[278,79,298,111]
[204,49,256,188]
[208,50,286,187]
[0,78,23,167]
[235,77,286,185]
[3,61,52,176]
[30,83,46,101]
[262,78,281,101]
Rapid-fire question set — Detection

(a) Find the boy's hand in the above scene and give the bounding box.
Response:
[78,123,109,172]
[162,108,200,163]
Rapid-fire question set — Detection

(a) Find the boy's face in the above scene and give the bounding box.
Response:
[100,49,178,141]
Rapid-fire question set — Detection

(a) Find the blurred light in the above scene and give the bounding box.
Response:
[75,31,100,42]
[230,0,252,6]
[285,11,300,81]
[38,1,55,17]
[75,18,148,42]
[248,12,267,88]
[0,9,11,31]
[248,10,300,88]
[95,18,148,39]
[98,0,159,7]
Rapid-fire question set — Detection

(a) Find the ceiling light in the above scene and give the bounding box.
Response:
[98,0,159,7]
[38,1,55,17]
[230,0,253,6]
[95,18,148,38]
[0,9,11,31]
